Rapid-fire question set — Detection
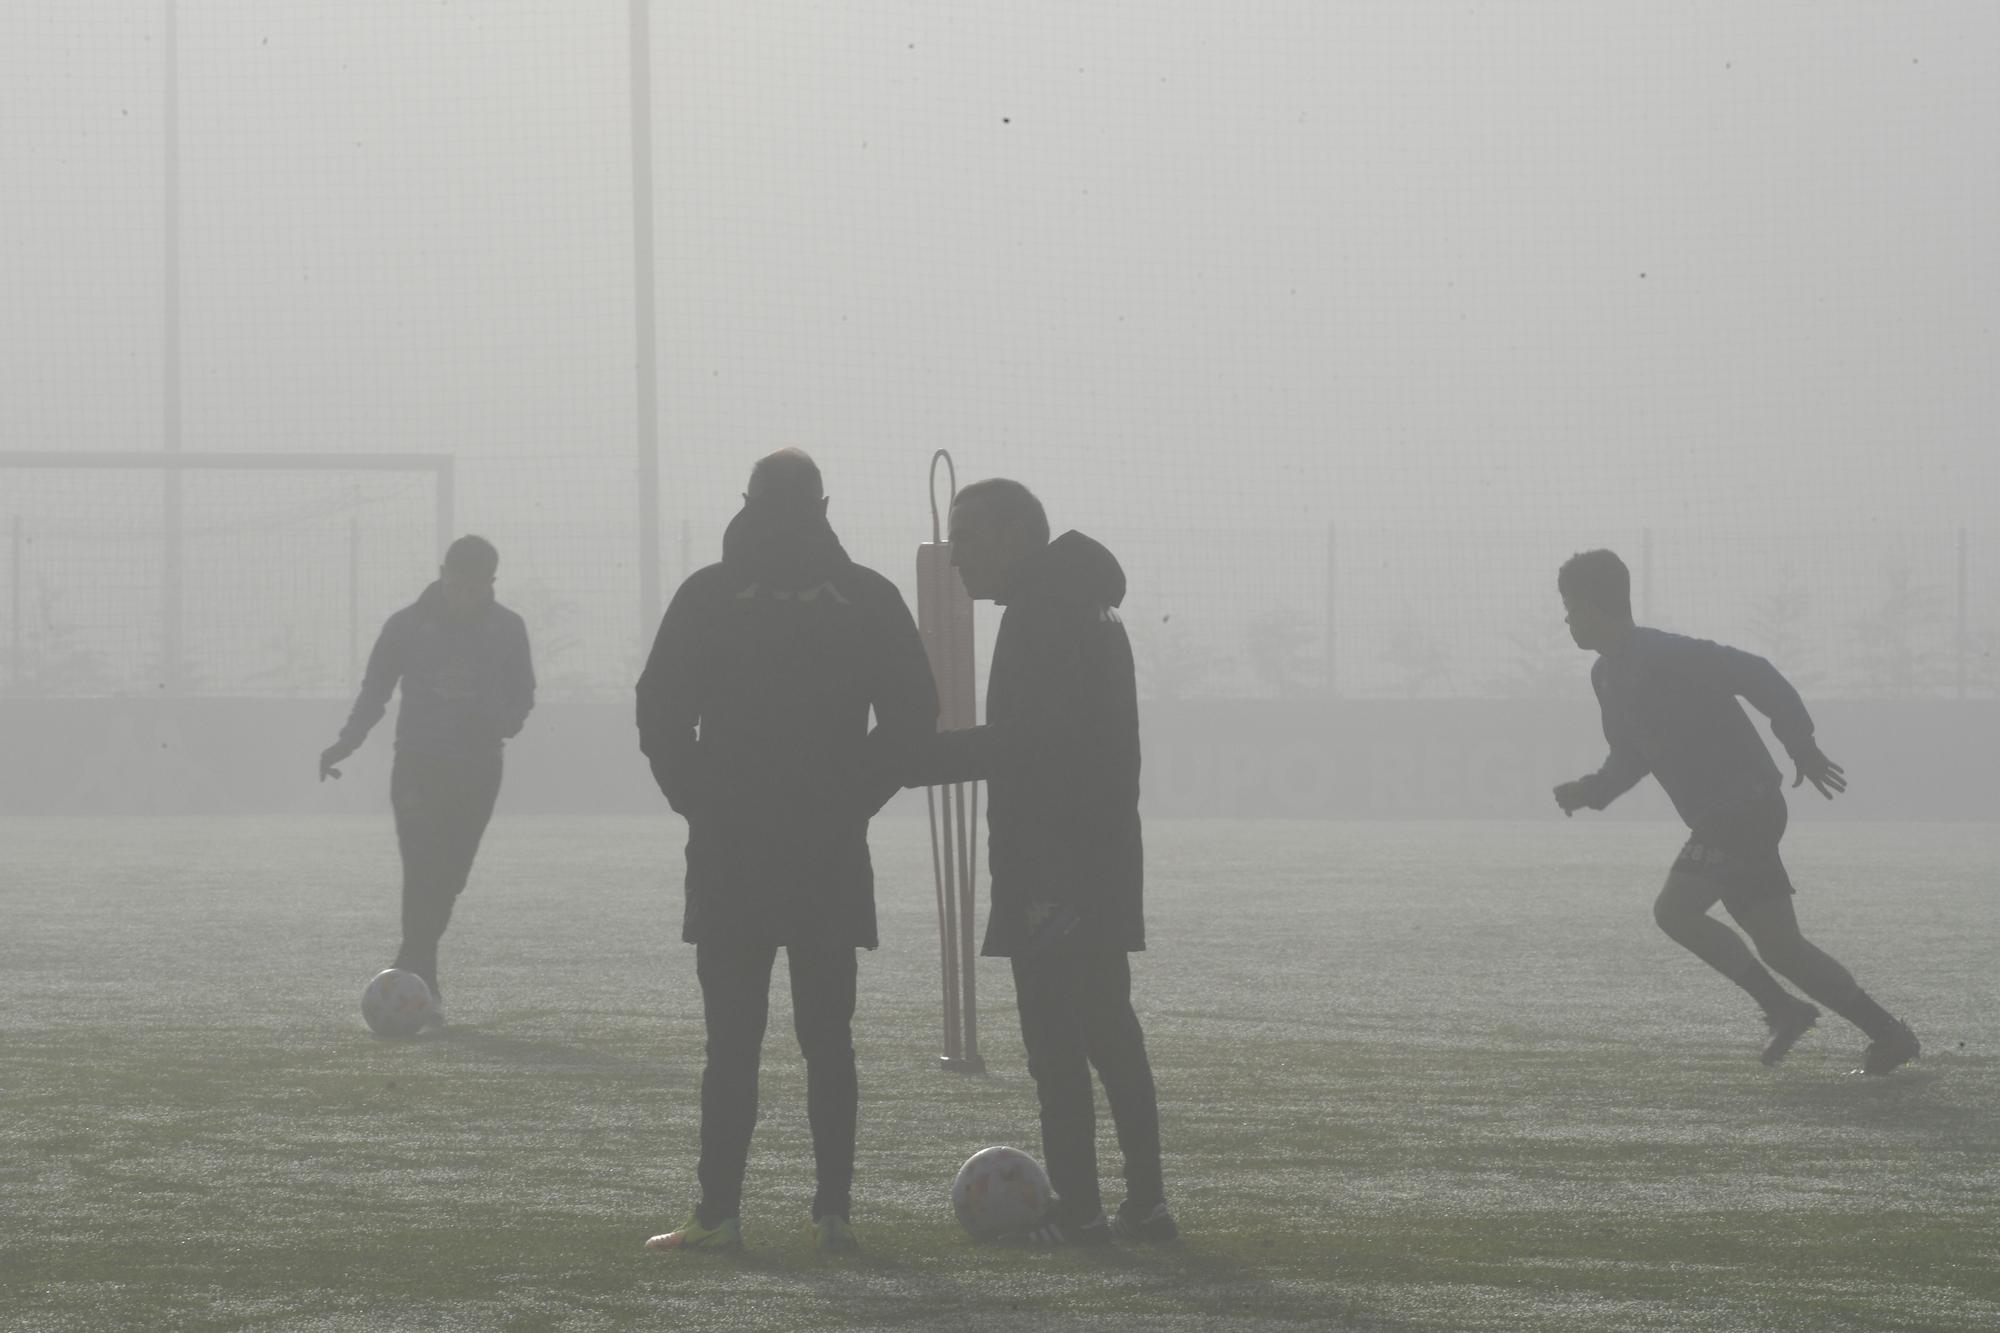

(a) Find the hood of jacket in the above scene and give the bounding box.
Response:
[721,501,853,589]
[1003,530,1127,609]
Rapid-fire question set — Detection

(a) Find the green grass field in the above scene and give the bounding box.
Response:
[3,815,1996,1331]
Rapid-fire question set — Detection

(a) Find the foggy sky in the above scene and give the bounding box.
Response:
[3,3,1996,697]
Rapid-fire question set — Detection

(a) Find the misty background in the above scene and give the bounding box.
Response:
[3,3,1996,715]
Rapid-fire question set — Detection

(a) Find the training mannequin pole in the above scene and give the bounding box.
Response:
[919,451,983,1073]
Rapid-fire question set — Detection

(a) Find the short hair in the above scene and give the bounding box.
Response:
[1558,548,1632,622]
[745,448,824,509]
[443,534,499,580]
[952,478,1050,547]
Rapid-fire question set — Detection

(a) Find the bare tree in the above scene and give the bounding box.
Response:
[508,580,599,699]
[1244,605,1321,699]
[1744,584,1824,696]
[1848,566,1950,699]
[247,622,338,695]
[1382,623,1452,699]
[1486,623,1576,699]
[10,580,111,696]
[1130,613,1229,702]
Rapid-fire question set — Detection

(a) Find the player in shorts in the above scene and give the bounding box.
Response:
[1551,549,1918,1075]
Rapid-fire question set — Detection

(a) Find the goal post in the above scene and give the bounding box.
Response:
[1,451,453,697]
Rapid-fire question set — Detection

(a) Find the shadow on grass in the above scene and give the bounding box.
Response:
[1768,1062,1983,1134]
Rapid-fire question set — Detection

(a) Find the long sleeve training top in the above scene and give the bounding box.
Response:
[1581,626,1815,827]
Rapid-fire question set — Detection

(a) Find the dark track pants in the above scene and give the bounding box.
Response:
[1011,948,1165,1224]
[693,940,859,1226]
[389,747,502,999]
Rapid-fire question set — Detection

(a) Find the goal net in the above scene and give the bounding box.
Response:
[1,453,447,697]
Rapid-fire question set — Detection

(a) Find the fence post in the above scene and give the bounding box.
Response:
[1324,521,1337,697]
[1640,528,1654,624]
[8,515,21,692]
[348,516,362,688]
[1957,527,1968,701]
[434,457,455,563]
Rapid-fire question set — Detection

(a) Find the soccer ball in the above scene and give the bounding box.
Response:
[951,1145,1053,1238]
[361,968,436,1038]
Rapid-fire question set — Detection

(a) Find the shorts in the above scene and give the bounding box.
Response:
[1672,787,1795,904]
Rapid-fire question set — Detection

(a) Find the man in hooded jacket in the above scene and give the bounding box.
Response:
[319,534,535,1022]
[902,477,1174,1247]
[635,449,937,1255]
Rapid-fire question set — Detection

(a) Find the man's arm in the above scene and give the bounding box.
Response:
[1555,671,1649,815]
[905,605,1094,801]
[909,720,1002,789]
[497,614,536,740]
[322,618,402,780]
[634,580,705,816]
[1671,636,1845,799]
[1556,735,1650,815]
[1677,638,1815,751]
[859,587,940,815]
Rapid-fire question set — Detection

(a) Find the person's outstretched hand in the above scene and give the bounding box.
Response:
[1792,745,1847,800]
[319,741,354,783]
[1553,779,1592,817]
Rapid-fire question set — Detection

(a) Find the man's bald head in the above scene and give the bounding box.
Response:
[745,449,825,511]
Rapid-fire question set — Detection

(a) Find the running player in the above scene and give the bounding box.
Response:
[1552,548,1918,1074]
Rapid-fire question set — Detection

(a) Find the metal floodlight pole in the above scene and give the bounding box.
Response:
[1324,520,1337,697]
[162,0,183,694]
[919,450,983,1073]
[631,0,663,639]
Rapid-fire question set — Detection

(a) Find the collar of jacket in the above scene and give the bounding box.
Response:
[414,579,496,631]
[721,502,852,590]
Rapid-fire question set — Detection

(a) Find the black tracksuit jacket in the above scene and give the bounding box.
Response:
[635,504,938,949]
[915,531,1145,958]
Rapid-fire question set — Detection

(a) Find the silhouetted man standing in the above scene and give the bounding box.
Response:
[905,478,1174,1246]
[636,450,937,1255]
[320,534,535,1024]
[1553,548,1919,1074]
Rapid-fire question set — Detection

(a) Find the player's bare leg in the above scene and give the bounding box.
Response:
[1730,896,1918,1075]
[1653,872,1818,1062]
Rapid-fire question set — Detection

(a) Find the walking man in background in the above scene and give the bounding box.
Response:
[901,478,1174,1247]
[319,534,535,1025]
[635,449,937,1255]
[1552,548,1919,1074]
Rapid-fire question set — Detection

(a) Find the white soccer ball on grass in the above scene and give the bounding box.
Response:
[951,1145,1053,1238]
[361,968,436,1039]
